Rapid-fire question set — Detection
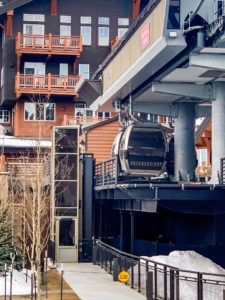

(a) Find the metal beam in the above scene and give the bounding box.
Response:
[133,103,211,117]
[133,103,176,117]
[152,82,214,100]
[190,53,225,70]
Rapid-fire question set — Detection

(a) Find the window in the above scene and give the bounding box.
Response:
[23,24,45,45]
[80,16,91,24]
[60,25,71,36]
[197,149,208,166]
[0,110,10,123]
[24,103,55,121]
[98,17,109,25]
[118,28,128,38]
[214,1,224,18]
[147,114,158,122]
[97,111,110,119]
[24,62,46,75]
[79,64,89,79]
[60,15,71,23]
[23,14,45,22]
[98,27,109,46]
[60,64,68,76]
[1,67,4,87]
[23,24,44,35]
[75,103,93,117]
[80,26,91,45]
[118,18,129,26]
[167,0,180,29]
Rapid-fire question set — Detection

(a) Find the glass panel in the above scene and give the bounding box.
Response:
[60,64,68,76]
[24,62,45,75]
[55,128,78,153]
[80,26,91,45]
[55,154,78,180]
[60,15,71,23]
[167,0,180,29]
[98,27,109,46]
[118,28,128,38]
[24,103,35,121]
[55,182,77,207]
[23,14,45,22]
[59,218,75,246]
[0,110,9,123]
[118,18,129,26]
[98,17,109,25]
[56,209,77,216]
[36,103,45,120]
[129,128,165,157]
[46,103,55,121]
[80,16,91,24]
[79,64,89,79]
[60,25,71,36]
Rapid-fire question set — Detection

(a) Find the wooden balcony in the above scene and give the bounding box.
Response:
[15,32,82,56]
[15,73,81,98]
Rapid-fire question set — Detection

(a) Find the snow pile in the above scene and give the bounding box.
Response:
[0,269,32,295]
[128,251,225,300]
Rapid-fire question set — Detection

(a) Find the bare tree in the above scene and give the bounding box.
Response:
[7,94,73,298]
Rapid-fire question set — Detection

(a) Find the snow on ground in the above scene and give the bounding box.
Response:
[130,251,225,300]
[0,269,32,295]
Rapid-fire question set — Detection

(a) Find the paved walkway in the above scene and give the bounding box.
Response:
[61,263,146,300]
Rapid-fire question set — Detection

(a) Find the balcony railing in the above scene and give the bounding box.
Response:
[15,73,81,98]
[16,33,82,56]
[62,114,114,126]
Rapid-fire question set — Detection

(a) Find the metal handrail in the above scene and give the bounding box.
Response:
[94,157,118,188]
[94,240,225,299]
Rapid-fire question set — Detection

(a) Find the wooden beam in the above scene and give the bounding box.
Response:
[6,10,14,36]
[51,0,57,16]
[133,0,141,19]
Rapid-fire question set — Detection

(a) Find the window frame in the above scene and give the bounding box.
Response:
[60,25,71,36]
[24,103,55,122]
[23,14,45,22]
[98,17,109,25]
[118,28,128,38]
[98,27,109,46]
[80,16,92,24]
[0,110,10,123]
[118,18,129,26]
[60,15,71,24]
[80,26,91,45]
[79,64,90,79]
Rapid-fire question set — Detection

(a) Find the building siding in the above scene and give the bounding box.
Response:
[86,119,121,163]
[14,101,75,137]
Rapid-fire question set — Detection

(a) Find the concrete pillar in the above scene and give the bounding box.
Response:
[211,83,225,183]
[130,211,135,254]
[120,210,124,251]
[174,103,196,181]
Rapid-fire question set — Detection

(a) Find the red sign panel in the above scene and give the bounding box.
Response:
[141,23,150,51]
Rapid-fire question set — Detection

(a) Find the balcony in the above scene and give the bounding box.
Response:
[15,33,82,57]
[15,73,81,98]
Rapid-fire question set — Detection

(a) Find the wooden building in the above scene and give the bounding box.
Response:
[82,117,121,164]
[0,0,148,138]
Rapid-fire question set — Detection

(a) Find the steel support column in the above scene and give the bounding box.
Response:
[174,103,196,181]
[99,204,103,240]
[130,211,135,255]
[211,83,225,183]
[120,210,124,251]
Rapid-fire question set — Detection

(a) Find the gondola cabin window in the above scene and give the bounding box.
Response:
[167,0,180,29]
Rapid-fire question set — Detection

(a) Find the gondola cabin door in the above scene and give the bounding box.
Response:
[56,217,78,262]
